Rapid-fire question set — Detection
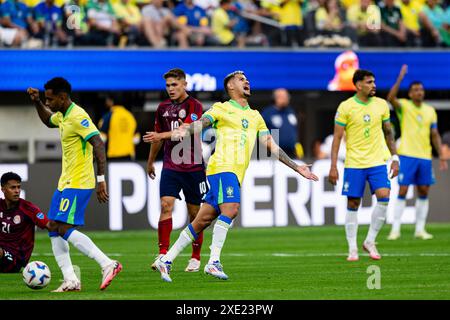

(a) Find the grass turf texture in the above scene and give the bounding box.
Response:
[1,224,450,300]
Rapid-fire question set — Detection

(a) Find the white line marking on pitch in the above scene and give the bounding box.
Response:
[31,252,450,258]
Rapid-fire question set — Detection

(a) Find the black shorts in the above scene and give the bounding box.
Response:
[0,247,24,273]
[160,169,208,205]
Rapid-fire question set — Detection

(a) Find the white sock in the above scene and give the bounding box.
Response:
[65,229,112,269]
[163,225,196,263]
[415,198,429,234]
[392,198,406,234]
[365,201,388,243]
[208,215,232,264]
[50,235,78,282]
[345,209,358,252]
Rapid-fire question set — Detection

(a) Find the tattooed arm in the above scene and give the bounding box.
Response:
[383,121,400,178]
[259,134,319,181]
[142,117,213,143]
[88,134,109,203]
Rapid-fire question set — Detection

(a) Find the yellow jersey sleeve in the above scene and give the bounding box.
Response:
[49,113,61,127]
[335,102,348,126]
[431,108,438,128]
[382,101,390,122]
[203,102,223,124]
[256,112,270,137]
[73,114,100,141]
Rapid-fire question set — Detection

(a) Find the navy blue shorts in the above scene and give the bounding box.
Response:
[398,155,435,186]
[160,169,208,205]
[204,172,241,213]
[342,165,390,198]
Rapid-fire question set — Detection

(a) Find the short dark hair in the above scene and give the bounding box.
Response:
[44,77,72,95]
[408,81,423,92]
[352,69,375,85]
[223,70,245,94]
[1,172,22,187]
[163,68,186,80]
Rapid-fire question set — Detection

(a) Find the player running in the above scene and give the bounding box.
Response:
[387,65,448,240]
[144,70,319,282]
[27,77,122,292]
[328,69,399,262]
[144,68,207,273]
[0,172,50,273]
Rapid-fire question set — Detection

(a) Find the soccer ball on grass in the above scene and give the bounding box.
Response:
[22,261,51,289]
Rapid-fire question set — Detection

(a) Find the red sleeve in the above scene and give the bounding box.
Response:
[154,105,162,133]
[184,100,203,124]
[20,200,49,229]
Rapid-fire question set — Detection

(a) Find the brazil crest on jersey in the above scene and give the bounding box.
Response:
[203,100,270,184]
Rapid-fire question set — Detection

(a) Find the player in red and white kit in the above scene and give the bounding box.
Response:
[144,68,208,272]
[0,172,50,273]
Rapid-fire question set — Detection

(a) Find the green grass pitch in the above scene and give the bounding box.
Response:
[1,224,450,300]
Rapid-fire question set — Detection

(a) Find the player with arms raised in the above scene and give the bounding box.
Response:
[387,65,448,240]
[144,68,207,272]
[27,77,122,292]
[0,172,50,273]
[145,70,319,282]
[328,69,399,262]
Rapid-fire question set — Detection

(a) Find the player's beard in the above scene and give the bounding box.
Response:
[244,92,251,98]
[369,90,376,97]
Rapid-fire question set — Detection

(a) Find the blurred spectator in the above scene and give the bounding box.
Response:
[141,0,188,47]
[112,0,142,46]
[379,0,407,46]
[398,0,439,46]
[86,0,121,46]
[311,0,352,47]
[441,131,450,160]
[173,0,214,46]
[261,88,303,159]
[340,0,359,9]
[34,0,68,46]
[422,0,449,46]
[317,133,346,160]
[98,94,140,161]
[346,0,383,47]
[0,0,35,47]
[231,0,268,46]
[211,0,236,45]
[261,0,305,47]
[227,1,249,47]
[63,0,90,46]
[194,0,219,16]
[0,24,24,46]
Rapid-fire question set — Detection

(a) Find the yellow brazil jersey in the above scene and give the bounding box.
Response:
[262,0,303,27]
[397,0,424,32]
[335,96,391,168]
[98,105,138,158]
[212,7,234,45]
[397,99,437,159]
[203,100,270,184]
[49,103,100,191]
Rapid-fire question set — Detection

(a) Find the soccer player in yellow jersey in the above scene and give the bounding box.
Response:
[328,69,400,262]
[27,78,122,292]
[145,71,319,282]
[387,65,448,241]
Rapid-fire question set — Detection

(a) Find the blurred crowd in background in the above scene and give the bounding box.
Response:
[1,0,449,48]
